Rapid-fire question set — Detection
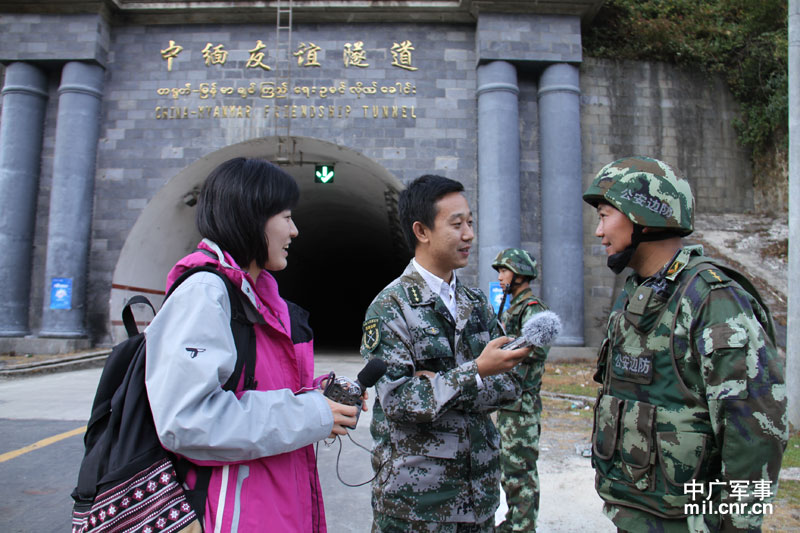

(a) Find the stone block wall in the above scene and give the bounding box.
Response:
[518,77,545,298]
[0,13,110,65]
[88,21,480,340]
[477,13,582,64]
[0,14,755,346]
[579,57,753,347]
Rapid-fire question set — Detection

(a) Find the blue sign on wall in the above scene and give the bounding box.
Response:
[489,282,508,315]
[50,278,73,310]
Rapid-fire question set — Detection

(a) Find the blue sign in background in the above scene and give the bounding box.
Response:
[489,281,508,315]
[50,278,72,310]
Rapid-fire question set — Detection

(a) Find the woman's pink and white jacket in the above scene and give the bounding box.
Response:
[144,239,332,532]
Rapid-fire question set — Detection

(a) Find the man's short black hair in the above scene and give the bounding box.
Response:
[398,174,465,251]
[196,157,299,269]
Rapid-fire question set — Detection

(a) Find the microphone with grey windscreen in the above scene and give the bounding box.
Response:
[501,310,562,350]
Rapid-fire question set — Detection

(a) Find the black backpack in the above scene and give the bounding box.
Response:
[71,265,259,533]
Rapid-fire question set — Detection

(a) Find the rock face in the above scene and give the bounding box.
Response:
[688,212,788,344]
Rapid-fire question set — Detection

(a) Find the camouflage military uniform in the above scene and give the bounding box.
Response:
[592,245,787,533]
[496,287,549,532]
[361,261,522,531]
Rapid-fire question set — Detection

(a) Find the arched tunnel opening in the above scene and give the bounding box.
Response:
[272,161,409,350]
[110,137,409,351]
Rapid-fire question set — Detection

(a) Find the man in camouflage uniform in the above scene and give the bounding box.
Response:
[361,175,531,532]
[583,156,787,532]
[491,248,549,532]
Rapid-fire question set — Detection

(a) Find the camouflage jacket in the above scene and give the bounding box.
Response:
[592,246,787,531]
[499,287,549,412]
[361,261,522,523]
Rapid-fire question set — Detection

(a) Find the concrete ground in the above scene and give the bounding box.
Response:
[0,349,610,532]
[313,351,611,532]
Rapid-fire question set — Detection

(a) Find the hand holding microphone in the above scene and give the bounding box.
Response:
[477,311,562,377]
[323,358,387,430]
[501,310,562,350]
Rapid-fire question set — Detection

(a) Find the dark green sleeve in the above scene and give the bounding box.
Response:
[361,297,501,423]
[461,291,522,412]
[520,301,550,361]
[692,284,787,531]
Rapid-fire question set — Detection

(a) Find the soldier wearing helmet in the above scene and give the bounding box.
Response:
[584,156,786,532]
[492,248,549,533]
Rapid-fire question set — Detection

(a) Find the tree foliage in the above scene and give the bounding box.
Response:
[583,0,788,154]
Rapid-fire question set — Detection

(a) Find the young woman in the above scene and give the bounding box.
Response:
[144,157,357,532]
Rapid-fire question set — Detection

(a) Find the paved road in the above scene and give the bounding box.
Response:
[0,368,101,533]
[0,352,611,532]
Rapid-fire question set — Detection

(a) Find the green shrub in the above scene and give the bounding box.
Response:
[583,0,788,155]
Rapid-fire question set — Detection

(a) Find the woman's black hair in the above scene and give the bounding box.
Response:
[398,174,465,252]
[196,157,299,269]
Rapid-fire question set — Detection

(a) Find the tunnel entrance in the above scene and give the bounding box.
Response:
[110,137,409,350]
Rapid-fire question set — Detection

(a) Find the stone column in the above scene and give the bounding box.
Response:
[0,62,49,336]
[476,61,521,294]
[40,61,104,337]
[538,63,584,346]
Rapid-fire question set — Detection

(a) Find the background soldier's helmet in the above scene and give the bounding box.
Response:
[582,156,694,236]
[492,248,538,279]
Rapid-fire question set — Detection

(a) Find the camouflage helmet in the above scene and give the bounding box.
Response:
[492,248,538,279]
[582,156,694,236]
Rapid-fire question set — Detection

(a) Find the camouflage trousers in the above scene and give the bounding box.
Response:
[496,395,541,533]
[372,512,495,532]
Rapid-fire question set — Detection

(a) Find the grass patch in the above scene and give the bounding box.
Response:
[765,479,800,530]
[760,238,788,261]
[546,383,597,397]
[542,362,596,398]
[783,431,800,469]
[776,479,800,505]
[541,396,594,420]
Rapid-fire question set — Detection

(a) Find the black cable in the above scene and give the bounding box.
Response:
[345,431,374,454]
[315,433,389,488]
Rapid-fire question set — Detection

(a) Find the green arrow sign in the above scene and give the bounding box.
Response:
[315,164,335,183]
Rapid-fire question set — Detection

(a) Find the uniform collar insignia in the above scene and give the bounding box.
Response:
[408,285,423,304]
[664,247,693,281]
[666,260,685,277]
[402,261,437,306]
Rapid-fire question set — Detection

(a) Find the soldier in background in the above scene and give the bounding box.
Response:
[492,248,549,532]
[361,174,531,532]
[583,156,787,532]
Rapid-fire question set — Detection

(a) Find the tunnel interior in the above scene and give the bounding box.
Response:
[273,160,409,350]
